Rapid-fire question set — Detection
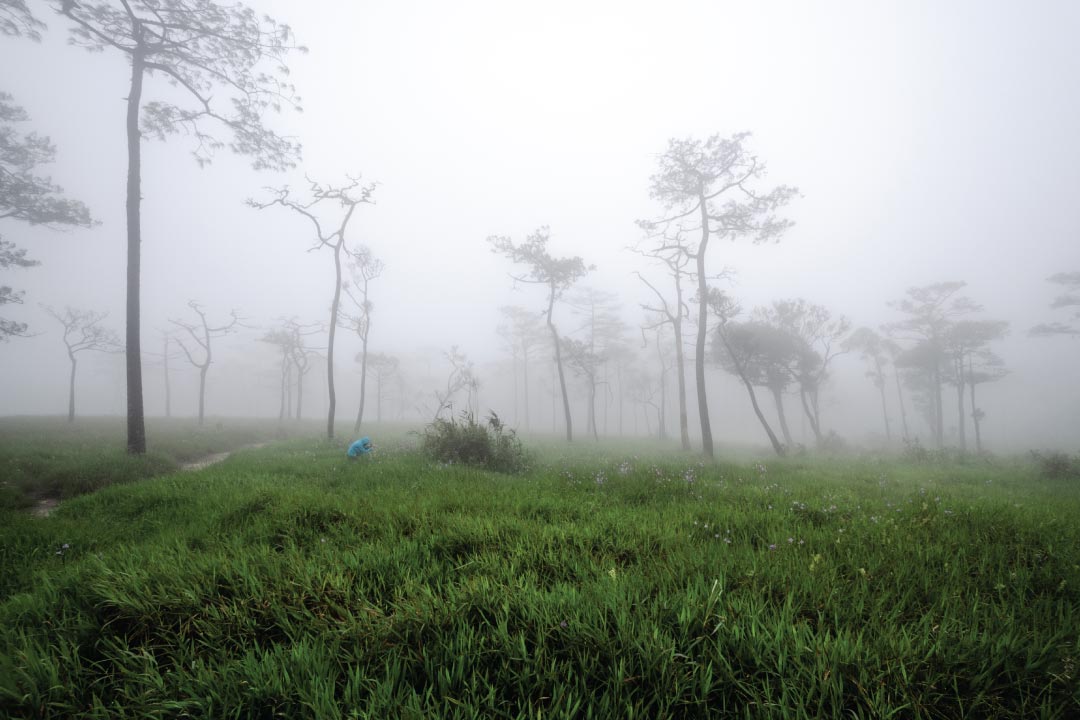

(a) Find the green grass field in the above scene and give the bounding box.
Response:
[1,419,1077,718]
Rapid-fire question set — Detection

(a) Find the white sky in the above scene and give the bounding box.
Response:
[1,0,1078,449]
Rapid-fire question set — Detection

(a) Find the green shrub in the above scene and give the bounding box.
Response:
[421,411,530,474]
[1031,449,1080,481]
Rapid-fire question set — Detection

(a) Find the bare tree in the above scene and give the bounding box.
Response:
[640,133,798,458]
[259,325,295,422]
[286,318,321,421]
[43,306,119,422]
[170,300,240,425]
[432,345,476,422]
[250,176,376,439]
[633,233,694,450]
[53,0,303,453]
[365,352,400,423]
[489,228,591,441]
[2,92,95,339]
[342,246,384,433]
[1030,271,1080,339]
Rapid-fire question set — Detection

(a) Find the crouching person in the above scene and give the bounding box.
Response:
[347,436,374,460]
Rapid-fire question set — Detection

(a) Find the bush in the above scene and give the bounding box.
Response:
[1030,450,1080,481]
[421,411,530,474]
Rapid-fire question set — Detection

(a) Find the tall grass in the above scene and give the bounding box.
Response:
[0,430,1077,718]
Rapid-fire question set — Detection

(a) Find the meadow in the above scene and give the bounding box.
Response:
[0,419,1077,718]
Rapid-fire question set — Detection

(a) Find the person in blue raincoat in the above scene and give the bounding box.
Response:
[347,436,373,460]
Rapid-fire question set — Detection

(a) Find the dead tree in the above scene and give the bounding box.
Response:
[170,300,240,425]
[43,306,119,422]
[249,176,376,439]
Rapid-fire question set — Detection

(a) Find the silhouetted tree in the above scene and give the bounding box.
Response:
[1030,271,1080,339]
[2,92,94,339]
[640,133,797,458]
[170,300,240,425]
[754,299,850,446]
[566,288,627,441]
[260,325,295,421]
[708,290,787,457]
[342,246,383,433]
[43,306,119,422]
[432,345,476,422]
[943,319,1008,452]
[55,0,303,453]
[966,350,1008,454]
[365,352,400,423]
[639,316,675,440]
[497,305,546,431]
[489,228,591,442]
[885,282,979,448]
[250,176,376,439]
[634,235,693,450]
[844,327,894,442]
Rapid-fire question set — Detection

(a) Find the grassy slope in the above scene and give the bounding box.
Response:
[0,417,328,509]
[1,430,1078,718]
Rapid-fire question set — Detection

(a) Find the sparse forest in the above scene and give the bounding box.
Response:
[1,1,1078,718]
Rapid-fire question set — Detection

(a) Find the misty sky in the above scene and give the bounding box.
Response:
[1,0,1078,450]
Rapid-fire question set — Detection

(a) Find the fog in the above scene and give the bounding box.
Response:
[1,0,1078,453]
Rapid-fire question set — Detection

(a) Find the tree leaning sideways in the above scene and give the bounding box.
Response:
[55,0,304,454]
[640,133,797,458]
[249,177,376,440]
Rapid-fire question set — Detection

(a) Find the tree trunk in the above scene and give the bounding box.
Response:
[954,355,967,453]
[771,386,793,447]
[798,387,822,445]
[742,376,784,457]
[376,372,382,422]
[522,343,530,432]
[510,348,518,426]
[588,376,598,441]
[546,287,573,442]
[278,354,287,422]
[932,361,944,448]
[969,363,983,454]
[197,365,207,426]
[295,365,304,420]
[657,335,668,441]
[67,355,77,423]
[874,357,890,441]
[354,333,369,434]
[894,370,910,440]
[125,47,147,454]
[326,243,343,439]
[673,315,690,451]
[164,337,172,419]
[694,196,713,458]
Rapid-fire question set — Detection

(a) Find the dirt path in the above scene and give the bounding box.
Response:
[32,442,269,518]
